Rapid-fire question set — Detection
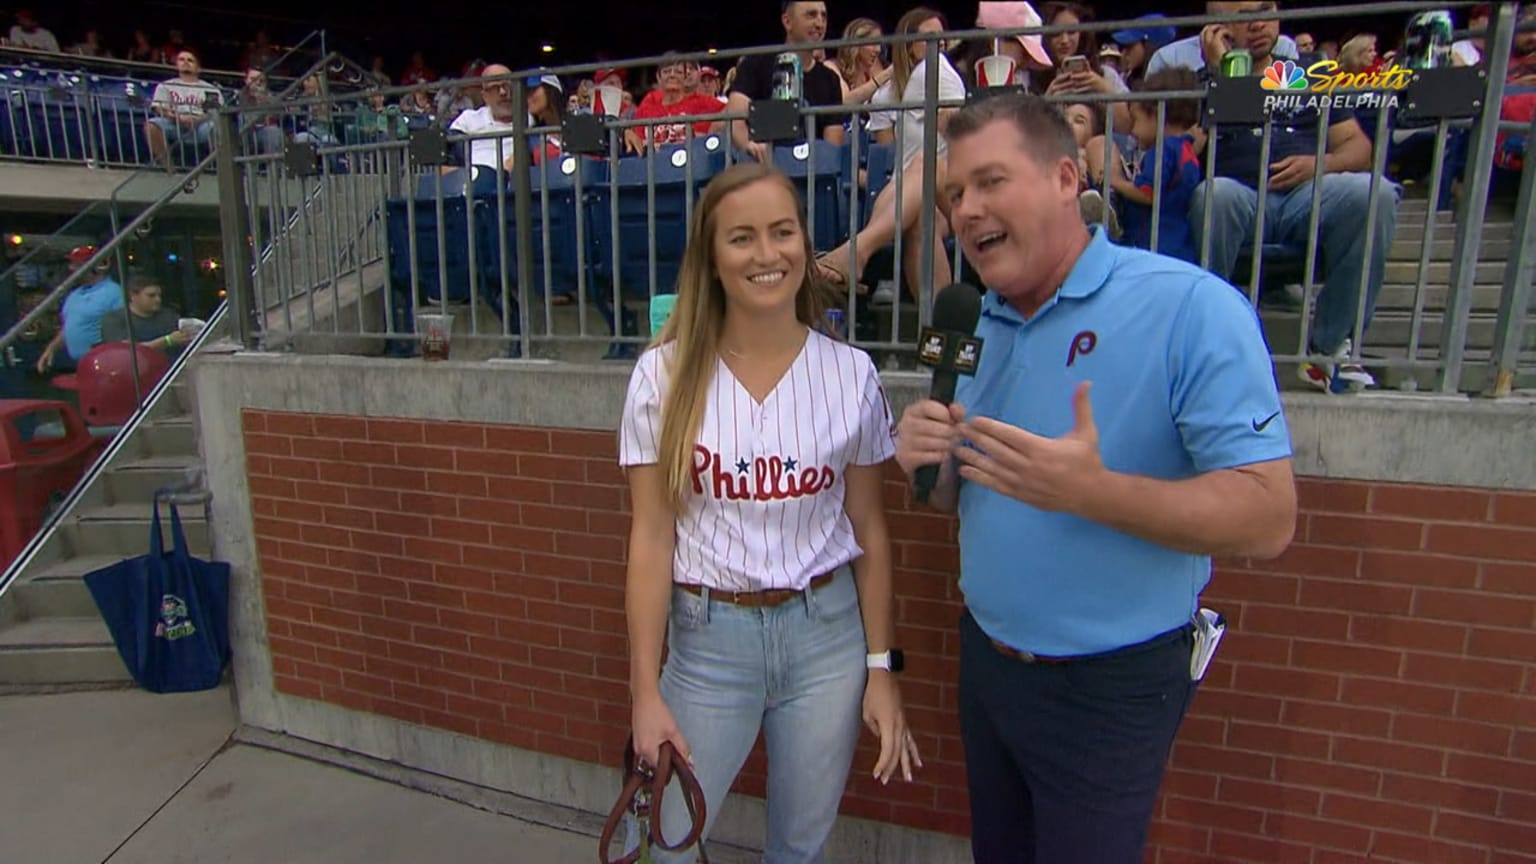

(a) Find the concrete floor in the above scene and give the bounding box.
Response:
[0,687,599,864]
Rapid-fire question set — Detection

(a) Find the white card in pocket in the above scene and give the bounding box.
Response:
[1190,607,1226,682]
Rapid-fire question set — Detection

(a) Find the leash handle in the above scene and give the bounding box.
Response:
[598,739,709,864]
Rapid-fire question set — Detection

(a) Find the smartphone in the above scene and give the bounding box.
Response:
[1062,54,1090,75]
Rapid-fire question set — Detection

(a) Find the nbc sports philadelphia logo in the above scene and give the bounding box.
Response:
[1258,59,1409,111]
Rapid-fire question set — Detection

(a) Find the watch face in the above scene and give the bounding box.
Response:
[889,649,905,673]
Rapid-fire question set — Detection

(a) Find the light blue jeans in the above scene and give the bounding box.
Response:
[1188,173,1402,355]
[637,566,867,864]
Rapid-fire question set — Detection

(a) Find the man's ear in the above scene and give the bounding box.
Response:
[1059,154,1082,199]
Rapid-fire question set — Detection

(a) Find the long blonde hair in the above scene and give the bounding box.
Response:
[891,7,946,97]
[837,18,884,88]
[653,163,834,510]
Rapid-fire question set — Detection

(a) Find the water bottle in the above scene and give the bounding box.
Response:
[771,51,803,103]
[1401,10,1454,69]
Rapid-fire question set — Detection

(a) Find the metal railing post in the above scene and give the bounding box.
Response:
[215,109,257,348]
[512,77,536,356]
[1438,2,1516,392]
[1487,113,1536,398]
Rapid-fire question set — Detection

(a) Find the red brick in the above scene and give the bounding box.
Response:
[1233,666,1342,702]
[250,476,297,500]
[1208,830,1312,863]
[521,553,589,581]
[245,433,293,457]
[1332,736,1445,777]
[341,440,395,465]
[330,591,385,618]
[483,477,552,505]
[433,566,496,593]
[1211,572,1300,605]
[266,413,316,436]
[1382,774,1501,815]
[430,423,485,449]
[585,459,626,487]
[371,466,427,492]
[1218,778,1320,815]
[588,510,629,538]
[1429,523,1536,562]
[426,471,488,497]
[1360,550,1480,590]
[314,416,367,439]
[346,486,399,511]
[1168,745,1274,781]
[1467,626,1536,665]
[1299,479,1371,514]
[359,655,417,683]
[1493,493,1536,528]
[504,706,566,735]
[318,462,371,486]
[340,671,394,698]
[1446,753,1529,790]
[903,542,961,573]
[1456,691,1536,729]
[1272,756,1382,796]
[322,506,374,531]
[1309,515,1425,551]
[298,523,352,550]
[395,445,455,471]
[1393,713,1512,756]
[1403,653,1526,692]
[454,449,522,477]
[1267,545,1362,580]
[365,418,424,444]
[1191,690,1283,724]
[486,427,550,453]
[1260,812,1372,853]
[402,537,462,566]
[412,625,470,654]
[1348,614,1468,654]
[1480,561,1536,596]
[1281,701,1392,738]
[524,600,592,630]
[1338,678,1451,717]
[442,692,505,723]
[356,574,409,600]
[1242,605,1348,640]
[407,581,466,609]
[1415,588,1536,629]
[310,607,362,633]
[559,483,623,511]
[1228,721,1331,760]
[1321,792,1434,834]
[1298,578,1411,615]
[1295,640,1405,677]
[1371,485,1490,522]
[462,545,523,572]
[242,410,267,433]
[515,455,588,482]
[1220,633,1291,665]
[1436,811,1536,854]
[1500,789,1536,822]
[275,675,324,701]
[529,646,595,676]
[295,437,343,461]
[429,517,491,546]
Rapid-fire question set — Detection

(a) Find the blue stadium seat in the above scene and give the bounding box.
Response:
[524,154,607,303]
[593,137,726,302]
[863,142,898,228]
[89,78,153,166]
[771,140,846,250]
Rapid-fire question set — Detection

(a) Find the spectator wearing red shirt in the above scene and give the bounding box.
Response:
[401,51,436,87]
[625,54,725,153]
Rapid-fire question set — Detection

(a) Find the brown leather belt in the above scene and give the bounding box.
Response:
[989,639,1078,665]
[675,571,836,608]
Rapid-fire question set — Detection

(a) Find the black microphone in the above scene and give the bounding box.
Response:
[913,283,985,504]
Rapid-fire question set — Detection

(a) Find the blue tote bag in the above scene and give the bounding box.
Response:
[84,489,232,693]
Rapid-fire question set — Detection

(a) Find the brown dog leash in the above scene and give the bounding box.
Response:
[599,738,709,864]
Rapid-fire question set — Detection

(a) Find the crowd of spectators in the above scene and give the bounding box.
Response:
[6,1,1534,394]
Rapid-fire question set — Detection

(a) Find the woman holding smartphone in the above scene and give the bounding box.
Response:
[620,162,920,863]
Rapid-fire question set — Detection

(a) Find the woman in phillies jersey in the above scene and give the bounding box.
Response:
[620,162,921,863]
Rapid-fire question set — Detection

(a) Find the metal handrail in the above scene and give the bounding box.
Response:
[0,41,338,354]
[0,298,230,601]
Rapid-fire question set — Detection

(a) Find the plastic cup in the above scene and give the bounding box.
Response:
[977,54,1018,89]
[594,85,623,118]
[416,313,454,361]
[649,294,678,336]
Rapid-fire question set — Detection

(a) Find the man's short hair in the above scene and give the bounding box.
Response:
[946,93,1080,169]
[126,271,159,295]
[1132,68,1203,128]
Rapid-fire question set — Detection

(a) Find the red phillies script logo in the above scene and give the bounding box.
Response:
[691,445,836,501]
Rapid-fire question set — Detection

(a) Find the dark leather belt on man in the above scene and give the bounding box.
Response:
[675,570,836,608]
[989,621,1196,665]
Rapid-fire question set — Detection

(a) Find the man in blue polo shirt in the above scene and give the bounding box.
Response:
[35,246,125,374]
[1160,0,1401,394]
[896,93,1297,863]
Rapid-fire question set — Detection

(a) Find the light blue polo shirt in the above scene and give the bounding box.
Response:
[954,228,1291,657]
[61,277,125,360]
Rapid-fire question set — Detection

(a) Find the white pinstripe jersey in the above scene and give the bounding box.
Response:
[619,330,896,592]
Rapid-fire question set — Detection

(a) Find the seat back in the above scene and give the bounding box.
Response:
[74,342,171,428]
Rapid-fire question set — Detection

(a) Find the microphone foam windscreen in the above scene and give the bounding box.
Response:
[929,282,984,334]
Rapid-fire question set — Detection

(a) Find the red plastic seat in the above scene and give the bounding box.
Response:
[71,342,171,428]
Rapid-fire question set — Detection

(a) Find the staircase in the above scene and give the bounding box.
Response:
[0,378,207,688]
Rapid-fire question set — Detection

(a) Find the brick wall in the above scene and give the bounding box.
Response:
[243,409,1536,862]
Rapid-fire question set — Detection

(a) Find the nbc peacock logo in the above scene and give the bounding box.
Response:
[1261,60,1309,90]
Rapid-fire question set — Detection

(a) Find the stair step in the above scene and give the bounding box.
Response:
[11,555,131,620]
[0,618,129,685]
[64,502,211,559]
[104,455,204,507]
[132,417,197,460]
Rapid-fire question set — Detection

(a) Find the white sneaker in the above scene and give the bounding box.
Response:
[871,280,896,306]
[1298,338,1377,394]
